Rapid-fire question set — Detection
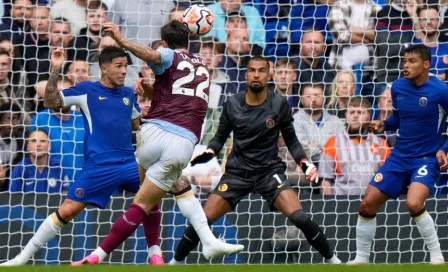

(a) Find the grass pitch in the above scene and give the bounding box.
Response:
[1,264,446,272]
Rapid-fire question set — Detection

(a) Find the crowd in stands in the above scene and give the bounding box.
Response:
[0,0,446,196]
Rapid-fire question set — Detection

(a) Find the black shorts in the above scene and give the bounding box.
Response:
[212,168,292,211]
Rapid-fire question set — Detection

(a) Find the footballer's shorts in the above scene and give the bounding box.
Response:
[212,167,292,211]
[66,156,140,209]
[369,153,439,199]
[135,123,194,192]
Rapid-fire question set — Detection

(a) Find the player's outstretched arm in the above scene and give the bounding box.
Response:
[44,48,64,109]
[103,22,161,64]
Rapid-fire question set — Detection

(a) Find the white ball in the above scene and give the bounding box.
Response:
[182,4,215,36]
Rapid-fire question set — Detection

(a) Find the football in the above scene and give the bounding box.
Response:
[183,4,214,36]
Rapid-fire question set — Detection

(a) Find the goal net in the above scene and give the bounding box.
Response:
[0,0,447,265]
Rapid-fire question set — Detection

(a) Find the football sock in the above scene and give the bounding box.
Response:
[412,209,443,259]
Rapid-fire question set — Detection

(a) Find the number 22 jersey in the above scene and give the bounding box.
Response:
[143,48,209,143]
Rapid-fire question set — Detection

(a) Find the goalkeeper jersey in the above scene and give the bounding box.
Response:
[384,76,448,158]
[60,81,141,164]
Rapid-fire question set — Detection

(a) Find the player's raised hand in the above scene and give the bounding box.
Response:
[300,159,319,184]
[436,150,448,170]
[50,48,65,70]
[134,78,153,97]
[190,149,215,166]
[103,22,124,43]
[369,120,385,134]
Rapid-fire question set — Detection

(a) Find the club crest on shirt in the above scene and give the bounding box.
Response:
[75,188,85,198]
[374,173,383,182]
[218,184,228,192]
[123,97,130,105]
[48,178,57,188]
[266,118,275,129]
[419,97,428,107]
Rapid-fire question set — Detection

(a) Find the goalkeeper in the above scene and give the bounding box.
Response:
[170,56,341,265]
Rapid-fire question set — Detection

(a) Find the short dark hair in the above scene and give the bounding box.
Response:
[87,0,108,12]
[0,49,11,58]
[404,44,432,63]
[27,127,49,140]
[299,83,324,96]
[248,55,270,69]
[417,4,439,17]
[275,58,297,69]
[160,20,190,50]
[0,102,21,121]
[347,96,371,112]
[196,36,224,54]
[98,46,127,67]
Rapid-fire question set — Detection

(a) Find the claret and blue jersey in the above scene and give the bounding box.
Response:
[371,76,448,198]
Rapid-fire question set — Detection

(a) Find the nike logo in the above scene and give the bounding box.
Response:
[312,232,321,240]
[123,215,137,226]
[183,234,192,242]
[99,96,108,100]
[25,181,35,186]
[277,183,285,189]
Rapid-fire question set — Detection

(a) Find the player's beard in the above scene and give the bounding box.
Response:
[249,83,265,93]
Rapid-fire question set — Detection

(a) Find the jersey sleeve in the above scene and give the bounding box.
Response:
[147,48,175,75]
[383,82,400,131]
[59,82,89,107]
[279,100,308,163]
[130,92,142,120]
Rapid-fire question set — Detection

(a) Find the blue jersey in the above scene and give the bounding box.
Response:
[413,40,448,75]
[30,109,85,180]
[59,81,141,164]
[384,76,448,158]
[9,157,70,193]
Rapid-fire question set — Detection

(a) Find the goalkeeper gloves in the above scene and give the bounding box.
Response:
[300,159,319,183]
[190,149,215,166]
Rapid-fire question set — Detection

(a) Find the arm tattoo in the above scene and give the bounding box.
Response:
[123,39,157,63]
[43,68,62,109]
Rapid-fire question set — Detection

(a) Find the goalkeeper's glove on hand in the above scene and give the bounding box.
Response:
[190,149,215,166]
[300,159,319,183]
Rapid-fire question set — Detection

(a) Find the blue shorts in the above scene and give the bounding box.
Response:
[66,158,140,209]
[369,154,440,199]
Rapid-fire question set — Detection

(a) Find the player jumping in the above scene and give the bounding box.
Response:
[350,44,447,264]
[0,46,164,266]
[73,21,244,265]
[170,56,342,264]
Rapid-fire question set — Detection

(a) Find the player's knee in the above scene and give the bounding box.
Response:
[170,176,192,195]
[58,200,85,222]
[359,199,378,217]
[405,198,425,214]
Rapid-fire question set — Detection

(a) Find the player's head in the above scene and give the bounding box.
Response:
[160,20,189,50]
[346,96,371,134]
[99,46,128,87]
[27,128,50,160]
[246,56,270,94]
[300,83,325,113]
[403,44,431,80]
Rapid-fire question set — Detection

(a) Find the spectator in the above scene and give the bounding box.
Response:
[375,0,418,90]
[197,37,236,110]
[168,6,186,22]
[0,49,27,113]
[319,97,390,195]
[65,60,90,84]
[30,77,84,181]
[70,1,108,61]
[0,0,32,52]
[89,35,139,87]
[413,5,448,81]
[111,0,174,65]
[326,70,357,119]
[293,83,344,163]
[206,0,265,47]
[25,17,73,85]
[219,29,251,91]
[9,128,70,193]
[376,84,397,147]
[273,58,299,112]
[290,0,333,44]
[0,102,24,174]
[50,0,88,35]
[328,0,381,70]
[296,28,336,97]
[25,3,50,48]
